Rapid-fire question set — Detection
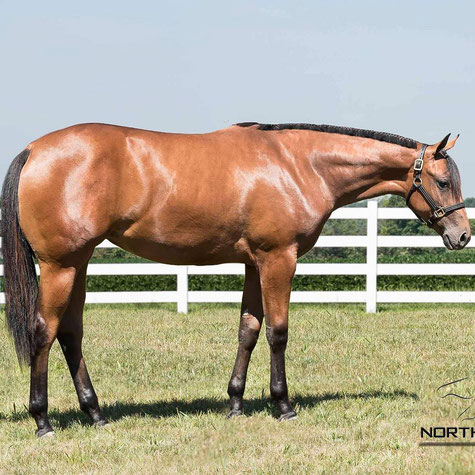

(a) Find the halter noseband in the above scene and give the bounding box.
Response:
[406,144,465,226]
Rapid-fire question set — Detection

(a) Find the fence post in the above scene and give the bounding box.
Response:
[366,199,378,313]
[177,266,188,314]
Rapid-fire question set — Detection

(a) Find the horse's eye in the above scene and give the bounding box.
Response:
[437,180,450,190]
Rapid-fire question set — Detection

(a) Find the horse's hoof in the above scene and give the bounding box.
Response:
[36,428,55,438]
[94,419,110,428]
[278,411,297,422]
[226,409,242,419]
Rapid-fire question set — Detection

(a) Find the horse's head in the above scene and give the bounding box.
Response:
[406,134,470,250]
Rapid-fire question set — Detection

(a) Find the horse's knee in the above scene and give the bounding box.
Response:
[265,323,288,350]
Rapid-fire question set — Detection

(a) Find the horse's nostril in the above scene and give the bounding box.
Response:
[460,232,467,244]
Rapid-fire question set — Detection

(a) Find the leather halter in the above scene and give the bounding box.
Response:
[406,144,465,226]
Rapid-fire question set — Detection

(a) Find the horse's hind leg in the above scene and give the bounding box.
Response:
[57,265,107,427]
[29,262,78,437]
[227,264,263,417]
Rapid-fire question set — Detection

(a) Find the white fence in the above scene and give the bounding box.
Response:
[1,201,474,313]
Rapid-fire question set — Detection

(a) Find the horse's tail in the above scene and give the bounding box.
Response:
[2,148,39,366]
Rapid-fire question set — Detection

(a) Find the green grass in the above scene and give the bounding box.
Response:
[1,303,474,474]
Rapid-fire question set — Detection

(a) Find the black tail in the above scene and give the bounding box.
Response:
[2,149,38,365]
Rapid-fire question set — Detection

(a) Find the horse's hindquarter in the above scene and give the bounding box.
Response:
[18,124,327,266]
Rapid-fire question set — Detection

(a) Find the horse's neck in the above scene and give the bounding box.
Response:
[303,136,419,208]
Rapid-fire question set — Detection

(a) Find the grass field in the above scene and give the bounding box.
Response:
[0,303,474,474]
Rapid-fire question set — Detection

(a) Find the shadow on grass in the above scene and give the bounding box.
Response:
[1,389,418,429]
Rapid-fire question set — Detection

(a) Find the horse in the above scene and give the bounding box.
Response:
[1,121,470,437]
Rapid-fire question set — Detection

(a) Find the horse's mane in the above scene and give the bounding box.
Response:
[235,122,418,149]
[236,122,464,197]
[446,154,462,198]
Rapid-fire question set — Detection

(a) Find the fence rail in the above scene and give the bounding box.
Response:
[1,202,474,312]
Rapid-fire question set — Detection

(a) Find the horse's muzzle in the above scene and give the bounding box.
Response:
[443,230,471,250]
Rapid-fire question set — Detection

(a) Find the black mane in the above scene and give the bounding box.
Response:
[446,155,462,199]
[235,122,418,149]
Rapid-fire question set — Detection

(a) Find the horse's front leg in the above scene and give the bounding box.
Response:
[259,248,297,420]
[227,264,263,417]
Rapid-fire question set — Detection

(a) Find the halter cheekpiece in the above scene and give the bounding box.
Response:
[406,144,465,226]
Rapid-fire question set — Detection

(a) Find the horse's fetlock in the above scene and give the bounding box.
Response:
[270,381,287,401]
[79,389,98,413]
[29,397,47,417]
[227,377,245,398]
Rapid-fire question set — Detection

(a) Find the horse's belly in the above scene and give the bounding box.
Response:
[108,232,250,266]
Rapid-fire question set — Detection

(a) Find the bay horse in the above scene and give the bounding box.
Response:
[1,122,470,437]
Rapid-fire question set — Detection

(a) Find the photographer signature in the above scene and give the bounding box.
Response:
[437,377,474,422]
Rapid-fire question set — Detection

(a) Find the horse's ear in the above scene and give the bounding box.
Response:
[444,134,460,152]
[434,133,451,155]
[432,133,459,156]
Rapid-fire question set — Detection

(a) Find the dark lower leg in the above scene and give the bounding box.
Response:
[227,265,263,417]
[227,313,262,416]
[29,348,54,437]
[57,333,107,425]
[266,325,296,419]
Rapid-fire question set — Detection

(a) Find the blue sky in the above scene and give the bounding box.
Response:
[1,1,474,195]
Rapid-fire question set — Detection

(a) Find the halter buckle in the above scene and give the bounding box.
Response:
[414,158,424,172]
[413,176,422,187]
[434,207,446,218]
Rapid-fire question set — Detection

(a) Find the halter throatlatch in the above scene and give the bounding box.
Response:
[406,144,465,226]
